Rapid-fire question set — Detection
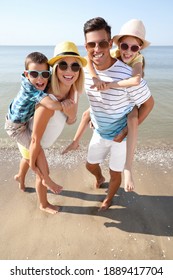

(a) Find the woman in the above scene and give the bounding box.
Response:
[21,41,87,214]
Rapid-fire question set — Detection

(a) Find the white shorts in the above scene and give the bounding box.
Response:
[87,131,126,172]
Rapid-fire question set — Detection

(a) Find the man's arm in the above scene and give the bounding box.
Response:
[138,96,154,125]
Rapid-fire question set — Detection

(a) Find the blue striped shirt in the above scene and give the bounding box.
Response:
[8,74,48,123]
[84,59,151,140]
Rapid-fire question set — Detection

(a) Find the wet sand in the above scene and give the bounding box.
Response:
[0,143,173,260]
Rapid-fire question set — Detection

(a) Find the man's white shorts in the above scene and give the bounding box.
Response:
[87,131,126,172]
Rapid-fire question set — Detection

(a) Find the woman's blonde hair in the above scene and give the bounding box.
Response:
[51,58,85,96]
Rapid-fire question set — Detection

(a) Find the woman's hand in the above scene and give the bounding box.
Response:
[61,99,77,124]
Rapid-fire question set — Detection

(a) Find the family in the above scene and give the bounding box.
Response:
[5,17,154,214]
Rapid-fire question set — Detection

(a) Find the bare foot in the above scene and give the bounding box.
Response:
[99,198,111,211]
[61,141,79,154]
[124,169,135,192]
[42,178,63,194]
[95,176,105,188]
[40,203,60,214]
[14,174,25,191]
[113,127,128,143]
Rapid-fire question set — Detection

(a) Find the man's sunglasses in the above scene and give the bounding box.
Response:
[27,70,51,79]
[120,42,141,52]
[86,40,110,49]
[57,61,81,72]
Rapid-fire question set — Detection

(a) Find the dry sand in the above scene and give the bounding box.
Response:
[0,144,173,260]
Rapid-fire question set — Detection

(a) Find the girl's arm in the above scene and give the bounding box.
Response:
[86,56,107,90]
[29,105,53,170]
[40,96,63,111]
[108,62,143,89]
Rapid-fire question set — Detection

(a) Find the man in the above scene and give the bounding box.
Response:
[83,17,154,210]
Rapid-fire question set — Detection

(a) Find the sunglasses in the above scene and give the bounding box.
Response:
[86,40,110,49]
[120,42,141,52]
[27,70,51,79]
[58,61,81,72]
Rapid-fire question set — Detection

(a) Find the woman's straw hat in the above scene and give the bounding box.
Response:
[48,41,87,67]
[113,19,150,49]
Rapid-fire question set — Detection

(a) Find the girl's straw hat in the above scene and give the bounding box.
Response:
[113,19,150,49]
[48,41,87,67]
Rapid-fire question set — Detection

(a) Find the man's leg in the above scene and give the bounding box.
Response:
[86,162,105,188]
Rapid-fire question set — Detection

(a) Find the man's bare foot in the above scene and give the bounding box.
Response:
[98,198,111,211]
[42,178,63,194]
[95,176,105,188]
[124,169,135,192]
[14,174,25,191]
[61,141,79,154]
[40,203,60,214]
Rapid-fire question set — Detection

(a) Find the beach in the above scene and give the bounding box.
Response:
[0,142,173,260]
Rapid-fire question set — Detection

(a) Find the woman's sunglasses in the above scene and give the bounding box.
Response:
[27,70,51,79]
[86,40,110,49]
[120,42,141,52]
[58,61,81,72]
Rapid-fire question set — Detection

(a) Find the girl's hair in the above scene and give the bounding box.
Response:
[25,52,49,70]
[51,58,85,95]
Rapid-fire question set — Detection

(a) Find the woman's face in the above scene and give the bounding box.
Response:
[56,57,80,86]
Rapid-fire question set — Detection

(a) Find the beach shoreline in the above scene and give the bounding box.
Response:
[0,143,173,260]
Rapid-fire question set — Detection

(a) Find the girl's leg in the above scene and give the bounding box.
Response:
[124,106,138,192]
[14,158,29,191]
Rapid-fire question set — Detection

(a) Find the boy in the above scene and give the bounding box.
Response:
[5,52,63,193]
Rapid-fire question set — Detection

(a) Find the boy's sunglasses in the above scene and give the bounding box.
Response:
[86,40,110,49]
[27,70,51,79]
[120,42,141,52]
[58,61,81,72]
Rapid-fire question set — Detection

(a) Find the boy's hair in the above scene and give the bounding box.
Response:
[83,17,112,40]
[25,52,49,70]
[51,58,85,96]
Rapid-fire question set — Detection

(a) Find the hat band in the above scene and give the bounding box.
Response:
[56,51,79,57]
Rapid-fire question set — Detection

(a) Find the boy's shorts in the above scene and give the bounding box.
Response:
[5,115,31,149]
[87,131,126,172]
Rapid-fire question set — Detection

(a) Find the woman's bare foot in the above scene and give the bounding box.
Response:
[124,169,135,192]
[14,174,25,191]
[40,202,60,214]
[99,198,111,211]
[95,176,105,188]
[61,141,79,154]
[42,178,63,194]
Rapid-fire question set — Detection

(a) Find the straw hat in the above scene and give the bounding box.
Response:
[113,19,150,49]
[48,41,87,67]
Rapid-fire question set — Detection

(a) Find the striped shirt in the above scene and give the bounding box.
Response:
[84,59,151,140]
[8,74,48,123]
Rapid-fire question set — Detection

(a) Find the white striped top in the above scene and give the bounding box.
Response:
[84,59,151,140]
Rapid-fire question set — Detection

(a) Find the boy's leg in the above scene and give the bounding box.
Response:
[35,175,60,214]
[124,107,138,192]
[14,158,29,191]
[36,147,63,194]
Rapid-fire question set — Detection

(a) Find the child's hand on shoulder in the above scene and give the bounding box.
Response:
[90,77,108,91]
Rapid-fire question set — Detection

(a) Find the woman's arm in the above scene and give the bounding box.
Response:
[40,96,63,111]
[29,105,53,170]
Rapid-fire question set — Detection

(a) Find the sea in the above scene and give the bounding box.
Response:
[0,46,173,169]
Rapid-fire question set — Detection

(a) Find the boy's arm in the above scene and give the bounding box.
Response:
[40,96,63,111]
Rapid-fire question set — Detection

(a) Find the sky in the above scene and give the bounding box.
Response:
[0,0,173,46]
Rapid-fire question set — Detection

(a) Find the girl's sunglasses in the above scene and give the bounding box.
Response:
[27,70,51,79]
[58,61,81,72]
[120,42,141,52]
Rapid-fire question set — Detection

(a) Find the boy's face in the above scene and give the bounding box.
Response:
[24,62,50,91]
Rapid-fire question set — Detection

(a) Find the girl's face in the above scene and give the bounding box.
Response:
[118,36,142,64]
[24,62,50,91]
[56,57,80,86]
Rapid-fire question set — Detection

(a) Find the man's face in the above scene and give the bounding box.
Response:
[85,29,113,70]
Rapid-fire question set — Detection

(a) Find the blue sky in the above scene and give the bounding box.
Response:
[0,0,173,46]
